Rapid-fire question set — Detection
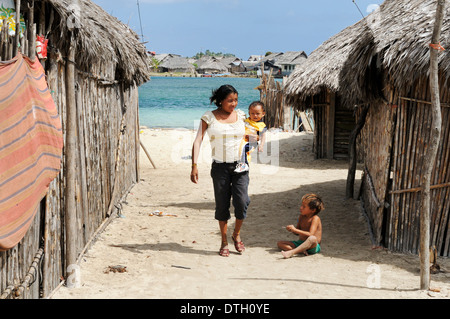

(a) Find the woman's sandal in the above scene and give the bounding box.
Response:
[231,234,245,253]
[219,247,230,257]
[219,242,230,257]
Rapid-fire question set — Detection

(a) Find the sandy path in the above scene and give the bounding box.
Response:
[51,128,450,299]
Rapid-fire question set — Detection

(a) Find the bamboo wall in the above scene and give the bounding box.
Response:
[258,70,286,129]
[358,81,450,256]
[1,1,141,298]
[308,91,355,160]
[357,103,396,244]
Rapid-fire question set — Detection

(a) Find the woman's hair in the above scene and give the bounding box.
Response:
[302,193,325,215]
[249,101,265,111]
[210,84,238,107]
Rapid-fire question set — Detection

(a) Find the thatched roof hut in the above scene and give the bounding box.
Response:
[196,56,228,74]
[284,0,450,257]
[159,56,195,73]
[283,20,367,160]
[1,0,150,299]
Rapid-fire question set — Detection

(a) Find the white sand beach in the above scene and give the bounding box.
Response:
[51,128,450,299]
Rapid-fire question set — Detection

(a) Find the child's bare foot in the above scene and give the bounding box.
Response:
[281,250,293,259]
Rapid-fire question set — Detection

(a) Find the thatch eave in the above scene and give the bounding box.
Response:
[286,0,450,108]
[343,0,450,101]
[46,0,150,86]
[284,19,367,109]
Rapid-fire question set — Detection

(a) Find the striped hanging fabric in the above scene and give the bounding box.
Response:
[0,53,63,251]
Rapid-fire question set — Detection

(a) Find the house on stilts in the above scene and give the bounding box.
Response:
[285,0,450,257]
[0,0,150,299]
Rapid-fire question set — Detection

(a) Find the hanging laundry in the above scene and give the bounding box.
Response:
[0,53,63,251]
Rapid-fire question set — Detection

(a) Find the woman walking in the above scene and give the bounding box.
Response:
[190,84,250,257]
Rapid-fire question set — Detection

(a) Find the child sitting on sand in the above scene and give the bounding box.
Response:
[234,101,267,173]
[277,194,324,258]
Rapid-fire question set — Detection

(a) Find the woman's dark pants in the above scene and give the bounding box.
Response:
[210,161,250,221]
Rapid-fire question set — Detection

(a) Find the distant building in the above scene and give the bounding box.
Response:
[196,56,228,74]
[255,51,307,77]
[242,60,259,72]
[219,57,245,73]
[248,55,263,61]
[276,51,308,76]
[255,52,284,77]
[158,56,195,73]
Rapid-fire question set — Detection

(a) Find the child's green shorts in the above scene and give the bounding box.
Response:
[292,239,321,255]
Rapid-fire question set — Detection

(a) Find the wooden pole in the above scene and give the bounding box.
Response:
[14,0,21,56]
[326,91,335,159]
[65,35,78,284]
[140,140,157,169]
[421,0,446,290]
[27,0,34,59]
[282,77,291,130]
[346,104,369,199]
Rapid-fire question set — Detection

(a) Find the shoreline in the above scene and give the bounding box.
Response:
[148,72,258,78]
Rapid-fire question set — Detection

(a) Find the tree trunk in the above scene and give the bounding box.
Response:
[421,0,446,290]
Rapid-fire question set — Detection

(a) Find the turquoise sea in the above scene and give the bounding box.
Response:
[138,77,262,129]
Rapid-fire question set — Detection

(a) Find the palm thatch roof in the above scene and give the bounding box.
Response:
[159,56,195,72]
[196,57,228,73]
[342,0,450,102]
[284,18,367,107]
[285,0,450,107]
[275,51,307,66]
[47,0,150,86]
[152,53,180,63]
[219,56,242,66]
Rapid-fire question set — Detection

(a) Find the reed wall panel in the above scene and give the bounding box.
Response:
[358,83,450,256]
[358,103,395,244]
[1,0,146,299]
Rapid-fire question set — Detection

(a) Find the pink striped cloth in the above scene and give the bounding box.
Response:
[0,53,63,251]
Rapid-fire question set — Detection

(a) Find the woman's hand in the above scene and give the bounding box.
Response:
[190,166,199,184]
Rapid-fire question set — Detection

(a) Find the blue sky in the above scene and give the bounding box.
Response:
[92,0,384,60]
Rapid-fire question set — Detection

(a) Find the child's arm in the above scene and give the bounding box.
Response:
[287,216,320,237]
[258,131,266,152]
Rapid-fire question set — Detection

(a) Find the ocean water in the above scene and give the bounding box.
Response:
[138,77,262,129]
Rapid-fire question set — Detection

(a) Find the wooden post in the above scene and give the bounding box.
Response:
[421,0,446,290]
[326,91,335,159]
[65,35,78,285]
[346,104,370,199]
[28,0,35,60]
[140,140,157,169]
[282,77,291,130]
[14,0,21,56]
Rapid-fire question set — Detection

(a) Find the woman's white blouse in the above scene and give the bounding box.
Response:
[201,109,246,163]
